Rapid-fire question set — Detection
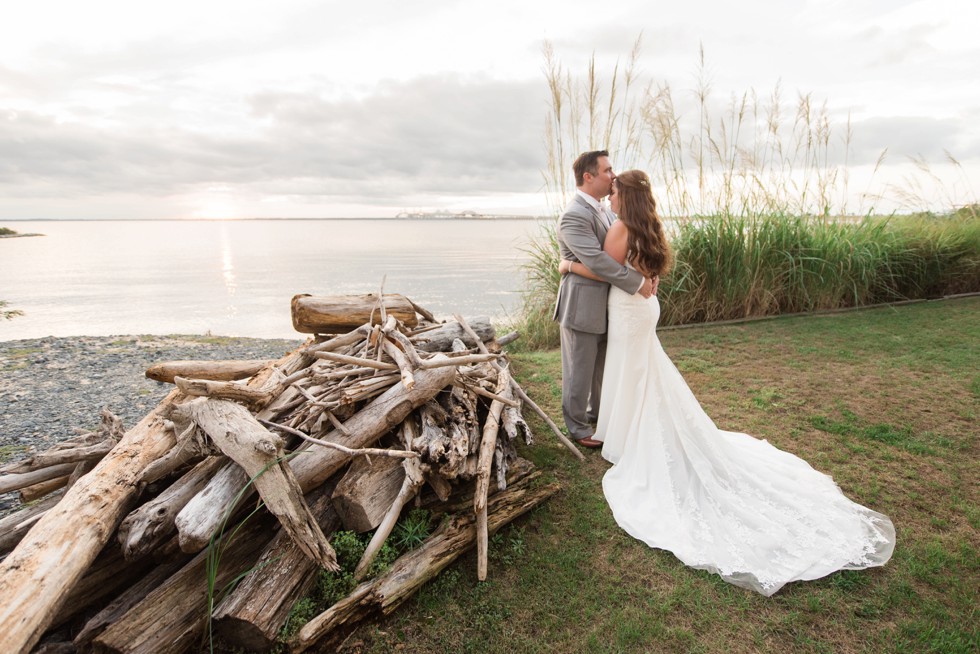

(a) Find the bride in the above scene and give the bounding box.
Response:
[557,170,895,596]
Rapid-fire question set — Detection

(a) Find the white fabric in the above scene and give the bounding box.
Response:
[598,205,613,228]
[594,286,896,596]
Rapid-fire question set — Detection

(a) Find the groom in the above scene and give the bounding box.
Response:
[553,151,654,447]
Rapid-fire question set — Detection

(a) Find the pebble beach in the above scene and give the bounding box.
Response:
[0,334,303,513]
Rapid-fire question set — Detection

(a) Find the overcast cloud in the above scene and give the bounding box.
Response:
[1,0,977,218]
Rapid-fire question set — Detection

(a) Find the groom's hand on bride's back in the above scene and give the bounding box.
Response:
[638,276,655,298]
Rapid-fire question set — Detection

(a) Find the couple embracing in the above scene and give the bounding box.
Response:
[553,150,895,596]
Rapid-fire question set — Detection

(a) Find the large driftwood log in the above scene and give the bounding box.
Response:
[73,557,189,649]
[0,390,182,654]
[331,454,406,533]
[118,456,225,560]
[91,519,274,654]
[211,487,341,652]
[53,540,162,629]
[292,294,418,334]
[290,473,560,653]
[412,317,495,352]
[145,359,275,384]
[178,397,339,571]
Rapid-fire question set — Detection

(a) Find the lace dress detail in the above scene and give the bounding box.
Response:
[594,286,895,596]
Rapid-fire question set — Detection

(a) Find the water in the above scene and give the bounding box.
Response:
[0,219,551,340]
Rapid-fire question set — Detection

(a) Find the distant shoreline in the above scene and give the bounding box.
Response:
[0,232,44,238]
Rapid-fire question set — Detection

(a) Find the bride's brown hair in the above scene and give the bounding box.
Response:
[615,170,673,277]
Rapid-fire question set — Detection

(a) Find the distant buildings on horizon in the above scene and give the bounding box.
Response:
[393,209,543,220]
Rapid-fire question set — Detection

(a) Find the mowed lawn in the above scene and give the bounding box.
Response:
[342,297,979,654]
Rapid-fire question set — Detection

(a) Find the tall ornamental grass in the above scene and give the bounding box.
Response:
[514,211,979,349]
[657,210,980,327]
[511,40,978,349]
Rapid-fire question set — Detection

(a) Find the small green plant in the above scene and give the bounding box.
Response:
[749,387,783,410]
[279,597,318,641]
[0,227,16,236]
[489,524,527,566]
[275,530,399,643]
[272,509,437,646]
[312,529,398,610]
[391,508,433,552]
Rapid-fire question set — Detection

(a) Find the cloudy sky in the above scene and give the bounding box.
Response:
[1,0,977,219]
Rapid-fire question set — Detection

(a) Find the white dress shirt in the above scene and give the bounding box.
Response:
[575,190,612,227]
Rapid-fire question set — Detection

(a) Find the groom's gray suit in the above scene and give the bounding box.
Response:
[553,193,645,440]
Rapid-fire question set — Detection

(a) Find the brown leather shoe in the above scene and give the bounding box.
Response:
[577,437,603,448]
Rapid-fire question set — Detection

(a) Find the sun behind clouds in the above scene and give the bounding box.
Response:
[189,199,240,220]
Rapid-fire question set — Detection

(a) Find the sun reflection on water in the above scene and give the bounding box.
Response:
[219,227,238,321]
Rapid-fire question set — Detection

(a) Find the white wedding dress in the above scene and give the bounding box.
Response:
[594,285,895,596]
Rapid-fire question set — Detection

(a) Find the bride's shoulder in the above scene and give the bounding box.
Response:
[608,220,628,238]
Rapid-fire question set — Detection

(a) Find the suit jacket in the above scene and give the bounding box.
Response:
[552,194,644,334]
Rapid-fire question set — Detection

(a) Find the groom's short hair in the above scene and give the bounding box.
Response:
[573,150,609,187]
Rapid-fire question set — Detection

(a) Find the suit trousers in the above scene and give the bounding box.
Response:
[560,325,606,440]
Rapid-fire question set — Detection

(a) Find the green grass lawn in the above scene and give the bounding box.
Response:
[341,297,979,654]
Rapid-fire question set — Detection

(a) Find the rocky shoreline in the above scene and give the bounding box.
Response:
[0,334,303,513]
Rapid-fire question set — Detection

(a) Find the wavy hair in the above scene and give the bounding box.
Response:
[614,170,673,277]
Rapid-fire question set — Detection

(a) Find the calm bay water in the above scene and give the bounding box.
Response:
[0,219,550,341]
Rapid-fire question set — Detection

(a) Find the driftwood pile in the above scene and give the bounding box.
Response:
[0,293,574,654]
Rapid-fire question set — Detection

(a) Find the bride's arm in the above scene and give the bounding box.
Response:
[559,258,603,281]
[560,221,628,281]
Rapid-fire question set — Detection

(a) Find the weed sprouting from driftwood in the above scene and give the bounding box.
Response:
[391,507,434,552]
[205,452,299,653]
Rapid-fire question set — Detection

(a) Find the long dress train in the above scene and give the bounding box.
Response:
[594,285,895,596]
